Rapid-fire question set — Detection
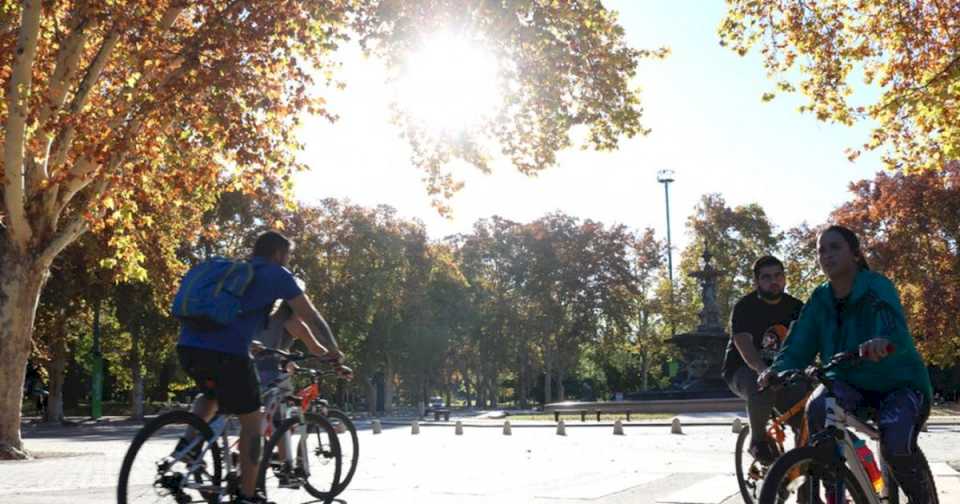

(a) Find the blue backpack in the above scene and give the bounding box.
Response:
[172,258,256,330]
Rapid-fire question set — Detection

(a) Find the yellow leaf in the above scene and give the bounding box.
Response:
[103,196,115,210]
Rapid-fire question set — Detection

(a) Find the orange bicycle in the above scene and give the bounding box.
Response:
[735,392,812,504]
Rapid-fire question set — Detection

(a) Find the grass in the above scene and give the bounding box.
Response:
[505,412,673,422]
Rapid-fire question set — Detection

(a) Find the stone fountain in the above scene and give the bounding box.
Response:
[671,247,729,392]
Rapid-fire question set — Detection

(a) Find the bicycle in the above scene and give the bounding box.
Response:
[735,389,812,504]
[258,354,359,502]
[117,345,342,504]
[757,350,938,504]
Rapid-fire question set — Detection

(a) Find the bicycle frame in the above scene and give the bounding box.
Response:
[767,391,812,451]
[819,395,885,504]
[166,371,308,497]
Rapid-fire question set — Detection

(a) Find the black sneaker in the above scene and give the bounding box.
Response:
[749,438,779,466]
[233,492,275,504]
[274,462,301,489]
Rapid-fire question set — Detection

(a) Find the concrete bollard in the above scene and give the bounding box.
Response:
[732,418,743,434]
[503,420,512,435]
[671,417,683,435]
[455,420,464,435]
[556,420,567,436]
[613,419,625,436]
[372,419,382,434]
[411,420,420,435]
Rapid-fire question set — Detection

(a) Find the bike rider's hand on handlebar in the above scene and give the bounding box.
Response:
[757,341,896,391]
[859,338,893,362]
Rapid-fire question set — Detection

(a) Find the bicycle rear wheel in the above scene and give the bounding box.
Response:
[258,412,341,502]
[117,411,223,504]
[327,409,359,495]
[758,446,870,504]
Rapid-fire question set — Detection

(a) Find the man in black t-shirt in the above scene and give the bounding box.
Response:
[722,256,808,464]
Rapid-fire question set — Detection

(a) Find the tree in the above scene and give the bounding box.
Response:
[0,0,344,457]
[831,163,960,365]
[1,1,662,456]
[781,223,822,302]
[627,228,666,392]
[676,194,782,330]
[719,0,960,171]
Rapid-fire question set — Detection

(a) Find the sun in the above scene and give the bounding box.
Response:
[394,32,502,135]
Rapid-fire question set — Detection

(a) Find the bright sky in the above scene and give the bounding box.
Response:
[294,1,882,249]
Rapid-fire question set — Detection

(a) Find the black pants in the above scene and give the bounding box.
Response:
[727,366,809,443]
[807,380,931,503]
[177,346,262,415]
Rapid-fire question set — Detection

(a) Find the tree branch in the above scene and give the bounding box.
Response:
[52,3,186,179]
[37,204,92,269]
[46,30,120,174]
[2,0,43,251]
[30,8,97,195]
[48,157,97,232]
[36,5,94,132]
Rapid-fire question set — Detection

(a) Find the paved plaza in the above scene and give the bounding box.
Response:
[3,416,960,503]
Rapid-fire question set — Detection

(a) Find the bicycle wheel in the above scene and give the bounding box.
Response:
[258,412,342,502]
[327,409,359,495]
[118,411,223,504]
[758,446,870,504]
[736,425,763,504]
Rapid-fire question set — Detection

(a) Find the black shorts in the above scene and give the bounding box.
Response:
[177,346,262,415]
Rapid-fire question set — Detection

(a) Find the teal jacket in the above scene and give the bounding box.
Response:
[771,270,932,402]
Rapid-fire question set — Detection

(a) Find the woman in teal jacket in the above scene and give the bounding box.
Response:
[762,225,933,503]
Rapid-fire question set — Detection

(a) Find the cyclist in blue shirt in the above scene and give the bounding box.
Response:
[176,231,343,504]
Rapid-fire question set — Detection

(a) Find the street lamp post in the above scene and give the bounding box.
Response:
[657,169,675,336]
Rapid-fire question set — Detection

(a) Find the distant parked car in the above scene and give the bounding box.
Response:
[428,396,445,411]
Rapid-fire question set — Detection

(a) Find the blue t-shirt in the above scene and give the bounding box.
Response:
[177,258,304,356]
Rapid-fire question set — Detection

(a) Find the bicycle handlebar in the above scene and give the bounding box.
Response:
[251,340,353,380]
[761,344,896,392]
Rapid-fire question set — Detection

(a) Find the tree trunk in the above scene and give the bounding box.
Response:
[477,376,486,409]
[45,329,68,423]
[383,360,395,414]
[641,347,649,392]
[557,363,566,402]
[364,376,376,416]
[640,311,650,392]
[129,329,145,420]
[518,359,529,409]
[489,374,498,408]
[463,374,472,408]
[544,349,553,405]
[0,249,50,459]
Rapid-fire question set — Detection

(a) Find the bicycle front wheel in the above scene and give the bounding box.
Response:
[735,425,763,504]
[258,412,342,502]
[117,410,223,504]
[327,409,359,495]
[758,446,870,504]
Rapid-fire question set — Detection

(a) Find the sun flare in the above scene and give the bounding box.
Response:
[394,32,502,135]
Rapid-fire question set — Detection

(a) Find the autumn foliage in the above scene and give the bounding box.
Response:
[720,0,960,171]
[832,162,960,365]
